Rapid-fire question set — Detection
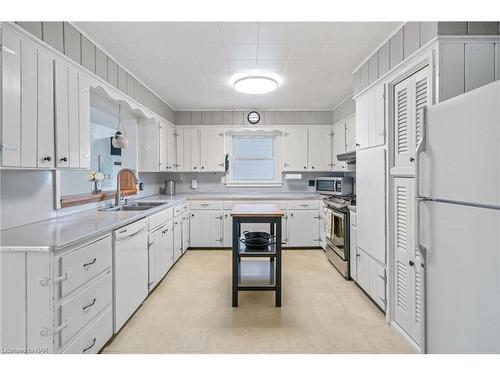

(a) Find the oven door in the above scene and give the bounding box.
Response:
[326,210,346,259]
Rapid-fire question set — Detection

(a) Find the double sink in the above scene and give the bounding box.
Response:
[99,201,166,212]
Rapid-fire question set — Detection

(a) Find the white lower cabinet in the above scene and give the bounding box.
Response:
[148,221,174,291]
[181,212,190,252]
[349,210,357,281]
[287,209,321,247]
[356,248,386,311]
[173,216,183,262]
[189,208,223,247]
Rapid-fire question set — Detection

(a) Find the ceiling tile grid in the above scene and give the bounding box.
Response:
[74,22,400,110]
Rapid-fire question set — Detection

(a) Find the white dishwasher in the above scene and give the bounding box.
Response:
[113,218,149,333]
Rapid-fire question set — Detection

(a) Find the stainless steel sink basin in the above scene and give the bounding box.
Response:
[99,205,155,212]
[130,201,166,207]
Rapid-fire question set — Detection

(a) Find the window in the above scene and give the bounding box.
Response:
[227,135,282,186]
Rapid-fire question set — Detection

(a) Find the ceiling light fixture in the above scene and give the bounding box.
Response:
[233,76,278,94]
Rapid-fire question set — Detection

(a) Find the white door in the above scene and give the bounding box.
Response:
[422,201,500,353]
[332,122,346,171]
[190,210,222,247]
[200,128,225,171]
[176,128,191,172]
[223,211,232,248]
[287,210,320,247]
[356,147,386,263]
[356,249,369,291]
[138,120,160,172]
[355,93,369,150]
[67,67,80,168]
[369,84,386,147]
[158,123,168,171]
[78,73,91,169]
[37,49,55,168]
[349,212,357,281]
[163,222,174,271]
[173,218,182,262]
[283,127,308,171]
[148,230,159,290]
[166,122,176,170]
[307,126,332,171]
[181,213,190,252]
[393,177,414,337]
[190,128,200,171]
[1,28,21,167]
[54,60,70,168]
[345,116,356,153]
[20,39,37,167]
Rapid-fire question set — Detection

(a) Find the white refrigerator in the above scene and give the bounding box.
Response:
[418,80,500,353]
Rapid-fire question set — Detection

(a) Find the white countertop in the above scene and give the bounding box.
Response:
[0,192,321,252]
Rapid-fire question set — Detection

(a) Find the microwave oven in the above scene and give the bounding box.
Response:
[316,177,353,196]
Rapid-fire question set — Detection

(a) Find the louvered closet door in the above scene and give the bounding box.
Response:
[393,177,415,335]
[393,79,414,169]
[414,66,430,148]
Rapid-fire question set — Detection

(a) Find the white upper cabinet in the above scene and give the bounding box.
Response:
[345,115,356,153]
[356,83,385,150]
[190,128,201,171]
[158,122,168,172]
[332,121,347,172]
[164,120,176,170]
[199,128,225,172]
[54,60,91,169]
[1,29,55,168]
[175,128,192,172]
[283,127,308,171]
[307,126,333,171]
[138,119,160,172]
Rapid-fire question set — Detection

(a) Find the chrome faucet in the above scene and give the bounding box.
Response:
[115,168,140,207]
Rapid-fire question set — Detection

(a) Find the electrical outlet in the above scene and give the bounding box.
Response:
[191,179,197,190]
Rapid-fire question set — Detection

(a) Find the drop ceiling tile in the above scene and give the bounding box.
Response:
[228,59,258,72]
[199,59,229,73]
[295,22,340,44]
[256,60,286,74]
[258,22,299,44]
[224,44,258,60]
[191,43,227,60]
[257,44,291,59]
[219,22,259,44]
[289,43,327,60]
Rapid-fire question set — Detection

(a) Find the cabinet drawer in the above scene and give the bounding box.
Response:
[190,201,222,210]
[59,272,112,347]
[62,307,112,354]
[287,200,320,210]
[149,207,174,230]
[173,203,187,217]
[59,235,112,298]
[222,200,287,210]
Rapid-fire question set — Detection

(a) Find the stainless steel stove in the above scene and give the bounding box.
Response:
[322,194,356,278]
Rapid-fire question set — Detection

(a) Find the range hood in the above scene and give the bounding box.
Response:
[337,151,356,163]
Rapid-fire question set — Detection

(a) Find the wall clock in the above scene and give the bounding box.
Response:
[247,111,261,124]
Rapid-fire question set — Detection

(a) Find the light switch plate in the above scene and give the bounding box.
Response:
[191,179,197,190]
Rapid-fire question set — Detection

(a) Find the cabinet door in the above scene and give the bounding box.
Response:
[319,203,327,250]
[332,122,346,171]
[1,28,21,167]
[355,93,369,150]
[67,67,80,168]
[181,213,190,251]
[190,128,200,171]
[148,231,159,290]
[55,60,70,168]
[190,210,222,247]
[200,128,224,171]
[37,49,54,168]
[138,120,160,172]
[307,126,332,171]
[369,84,385,147]
[166,122,176,170]
[176,128,191,172]
[209,210,224,247]
[393,177,414,335]
[393,77,413,169]
[345,116,356,153]
[163,223,174,272]
[173,218,182,262]
[20,39,37,167]
[350,224,357,281]
[158,123,168,171]
[373,262,386,310]
[78,73,90,169]
[356,249,369,291]
[283,127,308,171]
[223,211,232,248]
[287,210,320,247]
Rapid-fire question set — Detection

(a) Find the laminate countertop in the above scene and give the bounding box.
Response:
[0,192,322,252]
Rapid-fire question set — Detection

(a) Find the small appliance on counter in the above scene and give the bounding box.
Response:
[316,176,353,196]
[161,179,176,195]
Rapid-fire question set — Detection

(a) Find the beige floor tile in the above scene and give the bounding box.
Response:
[102,249,414,354]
